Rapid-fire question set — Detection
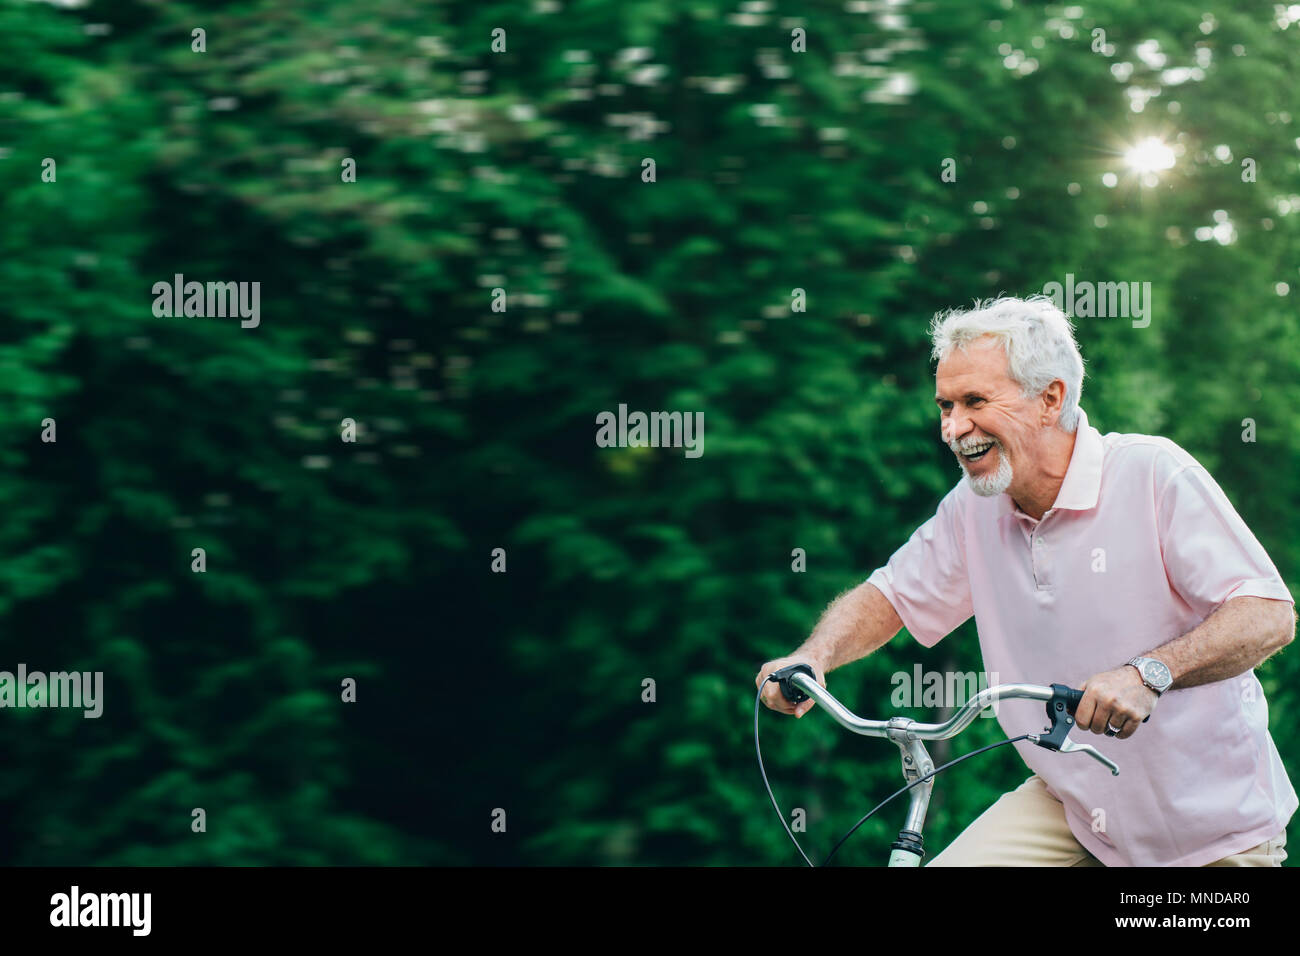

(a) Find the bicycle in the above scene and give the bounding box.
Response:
[755,663,1122,866]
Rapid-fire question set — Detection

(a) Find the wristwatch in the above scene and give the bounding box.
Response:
[1128,656,1173,695]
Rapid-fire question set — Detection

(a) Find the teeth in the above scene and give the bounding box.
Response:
[962,441,993,454]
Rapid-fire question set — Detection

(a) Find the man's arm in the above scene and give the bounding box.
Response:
[795,580,904,675]
[1148,455,1296,677]
[1075,595,1295,738]
[1079,453,1298,739]
[755,581,903,717]
[1144,595,1295,689]
[757,483,971,717]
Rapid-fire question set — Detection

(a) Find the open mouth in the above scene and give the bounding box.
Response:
[960,441,995,463]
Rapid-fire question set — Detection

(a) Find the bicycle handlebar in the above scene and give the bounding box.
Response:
[770,663,1118,775]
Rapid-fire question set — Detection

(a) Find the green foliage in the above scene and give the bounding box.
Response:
[0,0,1295,865]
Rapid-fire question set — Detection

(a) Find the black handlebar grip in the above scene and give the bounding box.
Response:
[1054,684,1084,716]
[771,663,816,704]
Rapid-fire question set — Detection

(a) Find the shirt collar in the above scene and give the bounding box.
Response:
[995,407,1103,519]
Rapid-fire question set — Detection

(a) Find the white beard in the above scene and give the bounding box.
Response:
[958,443,1014,497]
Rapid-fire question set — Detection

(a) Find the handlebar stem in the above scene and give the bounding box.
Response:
[885,720,937,836]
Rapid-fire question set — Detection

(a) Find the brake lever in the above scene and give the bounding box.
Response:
[1026,683,1121,776]
[1058,738,1120,776]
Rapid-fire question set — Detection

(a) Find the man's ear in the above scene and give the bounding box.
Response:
[1040,379,1067,426]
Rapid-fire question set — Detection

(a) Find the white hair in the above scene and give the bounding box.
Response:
[928,294,1087,433]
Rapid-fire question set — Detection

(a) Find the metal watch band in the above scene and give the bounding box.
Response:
[1128,656,1170,695]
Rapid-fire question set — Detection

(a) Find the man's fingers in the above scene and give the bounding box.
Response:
[1094,705,1118,735]
[1080,693,1115,735]
[1073,674,1154,738]
[759,679,797,715]
[1074,693,1096,733]
[1097,706,1143,737]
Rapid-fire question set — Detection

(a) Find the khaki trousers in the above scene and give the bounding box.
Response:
[927,775,1288,866]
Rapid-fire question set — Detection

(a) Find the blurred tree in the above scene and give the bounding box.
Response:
[0,0,1294,865]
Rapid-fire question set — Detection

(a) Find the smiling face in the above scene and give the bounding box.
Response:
[934,337,1045,498]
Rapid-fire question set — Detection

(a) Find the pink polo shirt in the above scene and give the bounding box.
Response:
[866,407,1296,866]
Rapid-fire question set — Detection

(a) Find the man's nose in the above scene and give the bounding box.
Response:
[942,414,970,444]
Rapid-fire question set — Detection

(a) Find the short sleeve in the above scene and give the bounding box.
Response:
[1156,458,1294,620]
[866,483,974,648]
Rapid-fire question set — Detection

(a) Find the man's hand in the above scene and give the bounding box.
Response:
[1075,665,1159,739]
[755,656,827,718]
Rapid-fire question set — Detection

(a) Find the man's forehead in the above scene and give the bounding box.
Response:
[935,341,1012,392]
[938,337,1006,365]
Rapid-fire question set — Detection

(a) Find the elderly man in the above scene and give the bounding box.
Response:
[756,295,1296,866]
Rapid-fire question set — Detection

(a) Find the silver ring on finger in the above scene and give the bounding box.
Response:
[1105,720,1124,737]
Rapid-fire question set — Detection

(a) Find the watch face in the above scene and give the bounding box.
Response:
[1144,660,1171,687]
